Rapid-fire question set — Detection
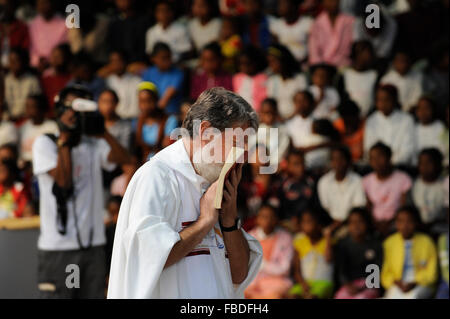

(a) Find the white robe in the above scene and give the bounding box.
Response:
[107,139,262,299]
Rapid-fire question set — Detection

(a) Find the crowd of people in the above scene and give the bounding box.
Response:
[0,0,449,299]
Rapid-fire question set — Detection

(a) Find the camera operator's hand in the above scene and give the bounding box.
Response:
[59,108,78,130]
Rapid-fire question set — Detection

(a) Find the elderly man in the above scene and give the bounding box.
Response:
[108,88,263,298]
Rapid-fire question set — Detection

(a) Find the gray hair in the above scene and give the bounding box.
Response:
[182,87,259,137]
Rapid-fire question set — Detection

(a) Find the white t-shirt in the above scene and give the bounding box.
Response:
[267,73,308,119]
[309,85,341,121]
[380,69,423,112]
[0,121,18,146]
[145,22,192,62]
[106,73,141,119]
[412,178,446,224]
[19,119,59,162]
[415,121,447,159]
[343,68,378,116]
[318,170,367,221]
[32,135,116,251]
[269,16,313,61]
[188,17,221,52]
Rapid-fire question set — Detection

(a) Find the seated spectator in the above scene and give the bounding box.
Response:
[232,45,267,112]
[289,208,334,299]
[40,44,73,116]
[219,16,243,73]
[142,43,184,115]
[423,41,449,111]
[0,109,18,146]
[242,0,272,50]
[333,99,365,162]
[414,96,448,162]
[0,158,31,219]
[67,52,106,101]
[308,0,355,67]
[334,207,382,299]
[273,150,315,220]
[103,50,141,120]
[382,206,438,299]
[245,204,294,299]
[309,63,340,121]
[135,82,178,161]
[267,44,308,119]
[98,89,132,150]
[380,50,423,112]
[363,142,412,236]
[0,0,30,68]
[4,47,41,121]
[190,42,232,101]
[436,212,449,299]
[364,85,416,166]
[145,0,192,63]
[28,0,68,70]
[188,0,221,54]
[19,94,58,163]
[318,145,367,233]
[105,195,122,269]
[110,155,139,197]
[411,148,446,231]
[269,0,313,62]
[342,40,378,117]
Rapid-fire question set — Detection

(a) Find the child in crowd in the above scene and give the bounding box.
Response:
[145,0,192,63]
[269,0,313,62]
[411,148,446,232]
[290,208,334,299]
[382,206,438,299]
[308,0,355,67]
[436,211,449,299]
[414,96,448,162]
[0,144,18,163]
[19,94,58,163]
[364,84,416,166]
[40,44,72,115]
[242,0,272,50]
[232,45,267,112]
[135,82,178,162]
[245,204,294,299]
[342,40,378,117]
[318,145,367,234]
[334,208,382,299]
[4,47,41,121]
[380,50,423,112]
[363,142,412,236]
[142,43,184,115]
[309,63,340,121]
[0,158,31,219]
[273,150,315,221]
[188,0,221,54]
[103,50,141,120]
[105,195,122,268]
[267,44,308,119]
[190,42,232,101]
[98,89,132,150]
[219,16,243,73]
[333,99,365,162]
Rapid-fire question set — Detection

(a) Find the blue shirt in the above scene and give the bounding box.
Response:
[141,66,184,115]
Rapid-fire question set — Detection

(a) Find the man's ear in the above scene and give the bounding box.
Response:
[198,121,212,143]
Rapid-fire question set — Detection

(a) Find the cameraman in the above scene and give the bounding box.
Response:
[32,86,130,298]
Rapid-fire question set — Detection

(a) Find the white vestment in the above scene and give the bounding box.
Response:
[107,139,262,299]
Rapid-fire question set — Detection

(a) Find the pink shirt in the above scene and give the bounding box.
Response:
[28,15,68,67]
[309,12,355,67]
[232,72,267,112]
[363,170,412,222]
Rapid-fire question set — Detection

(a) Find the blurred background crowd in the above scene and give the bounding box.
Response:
[0,0,448,299]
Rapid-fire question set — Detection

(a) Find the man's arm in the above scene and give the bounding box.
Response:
[102,130,131,165]
[48,132,72,188]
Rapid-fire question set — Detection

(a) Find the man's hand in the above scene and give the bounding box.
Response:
[220,164,242,227]
[199,181,219,229]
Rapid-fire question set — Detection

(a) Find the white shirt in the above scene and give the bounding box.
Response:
[107,139,262,298]
[364,110,416,165]
[309,85,340,121]
[380,69,423,112]
[188,18,221,52]
[4,72,41,118]
[0,120,18,146]
[106,73,141,119]
[19,119,59,162]
[269,16,313,61]
[343,68,378,116]
[318,170,367,221]
[32,135,116,251]
[145,22,192,62]
[415,121,447,159]
[412,178,446,224]
[267,73,308,119]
